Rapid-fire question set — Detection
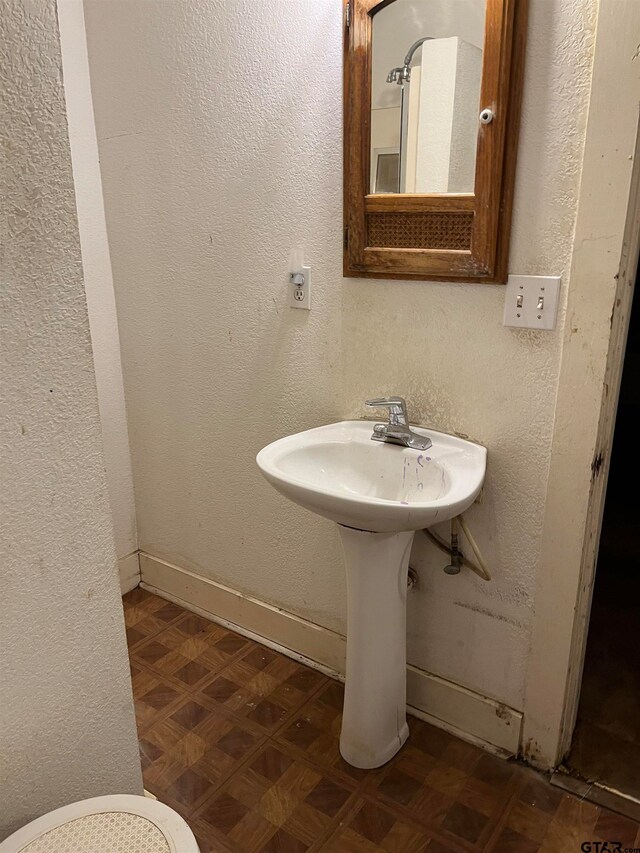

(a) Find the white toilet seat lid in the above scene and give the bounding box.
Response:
[0,795,199,853]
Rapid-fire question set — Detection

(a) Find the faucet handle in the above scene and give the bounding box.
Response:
[364,396,409,425]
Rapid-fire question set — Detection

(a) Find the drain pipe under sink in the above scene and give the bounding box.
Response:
[419,514,492,581]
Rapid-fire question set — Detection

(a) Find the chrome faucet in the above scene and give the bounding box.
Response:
[365,397,432,451]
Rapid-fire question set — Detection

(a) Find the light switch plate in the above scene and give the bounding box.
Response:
[503,275,561,330]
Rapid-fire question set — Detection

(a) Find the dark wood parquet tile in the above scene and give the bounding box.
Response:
[517,776,563,815]
[123,588,182,650]
[170,699,211,731]
[131,667,185,730]
[491,826,540,853]
[594,810,639,847]
[196,646,328,736]
[502,798,552,843]
[427,842,469,853]
[321,797,445,852]
[441,802,488,844]
[275,680,387,788]
[131,614,252,690]
[191,740,358,852]
[124,591,640,852]
[141,701,267,818]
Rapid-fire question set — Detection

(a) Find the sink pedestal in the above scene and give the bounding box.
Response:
[337,525,415,769]
[257,420,486,767]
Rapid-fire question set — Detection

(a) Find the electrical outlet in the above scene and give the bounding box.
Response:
[503,275,561,330]
[289,265,311,310]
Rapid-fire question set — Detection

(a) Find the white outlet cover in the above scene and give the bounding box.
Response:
[289,264,311,310]
[503,275,561,330]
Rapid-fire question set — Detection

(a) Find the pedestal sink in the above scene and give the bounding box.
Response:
[256,420,486,768]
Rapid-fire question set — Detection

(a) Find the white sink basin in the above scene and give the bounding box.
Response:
[257,418,487,770]
[256,420,486,533]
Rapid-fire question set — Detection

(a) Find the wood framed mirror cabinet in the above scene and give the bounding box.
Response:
[343,0,528,282]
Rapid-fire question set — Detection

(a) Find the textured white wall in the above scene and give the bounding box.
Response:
[0,0,142,838]
[84,0,347,631]
[57,0,138,562]
[84,0,596,712]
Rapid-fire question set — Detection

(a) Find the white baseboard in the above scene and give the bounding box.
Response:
[118,551,140,594]
[139,552,522,756]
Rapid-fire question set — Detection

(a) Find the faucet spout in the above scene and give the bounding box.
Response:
[364,397,432,451]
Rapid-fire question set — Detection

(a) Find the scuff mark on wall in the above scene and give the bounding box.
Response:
[495,703,512,722]
[453,601,524,628]
[590,450,604,480]
[522,737,544,763]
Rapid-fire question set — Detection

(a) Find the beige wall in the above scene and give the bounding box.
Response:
[0,0,142,838]
[523,0,640,766]
[57,0,138,567]
[84,0,596,716]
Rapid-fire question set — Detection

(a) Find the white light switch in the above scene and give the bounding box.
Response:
[503,275,561,330]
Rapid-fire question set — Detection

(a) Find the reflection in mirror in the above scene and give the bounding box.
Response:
[370,0,486,194]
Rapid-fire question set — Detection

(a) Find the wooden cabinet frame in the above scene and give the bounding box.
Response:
[343,0,528,282]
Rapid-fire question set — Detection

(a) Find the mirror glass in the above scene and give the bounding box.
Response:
[370,0,486,194]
